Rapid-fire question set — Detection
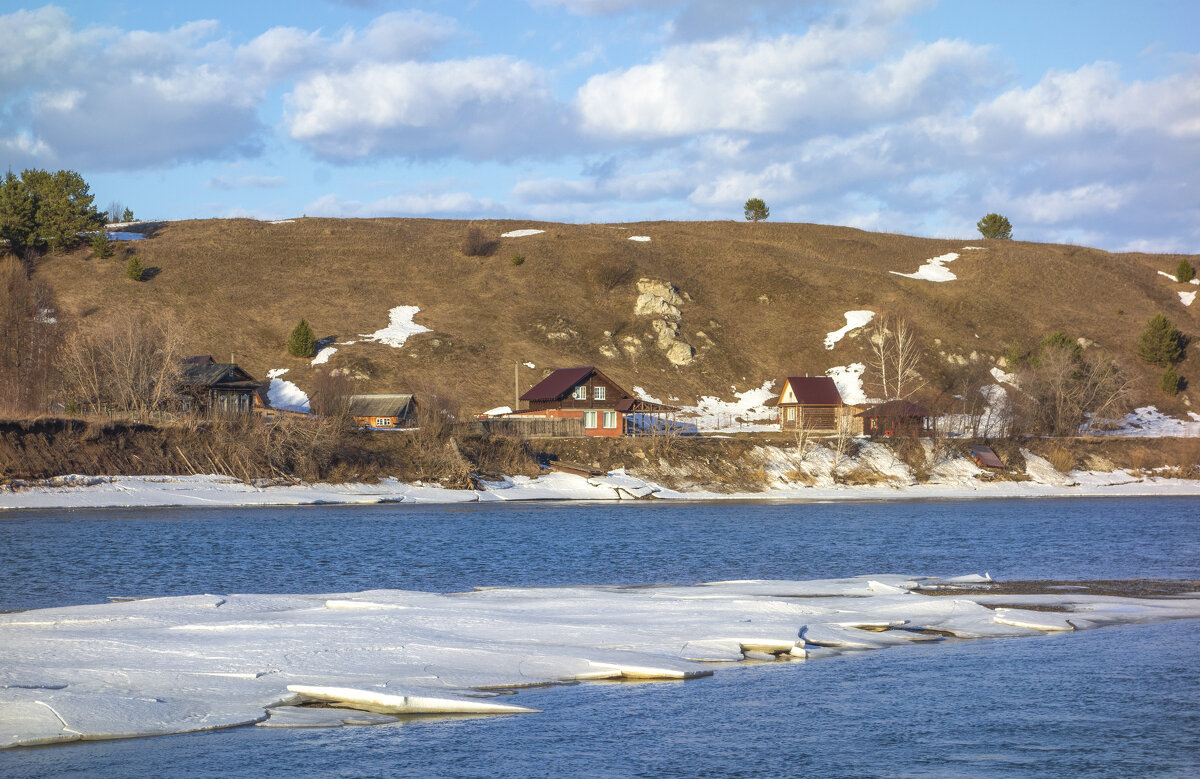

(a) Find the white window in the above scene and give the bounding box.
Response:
[603,411,617,429]
[375,417,393,427]
[584,410,598,428]
[573,386,587,400]
[786,407,796,421]
[594,386,606,401]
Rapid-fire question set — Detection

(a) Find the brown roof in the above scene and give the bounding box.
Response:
[782,376,843,405]
[348,394,415,418]
[520,366,602,401]
[856,399,932,418]
[179,362,260,389]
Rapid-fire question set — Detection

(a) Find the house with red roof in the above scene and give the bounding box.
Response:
[767,375,854,433]
[491,366,675,437]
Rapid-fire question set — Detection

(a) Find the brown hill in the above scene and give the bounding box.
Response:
[34,218,1199,415]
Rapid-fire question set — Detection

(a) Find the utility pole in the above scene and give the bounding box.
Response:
[514,361,519,409]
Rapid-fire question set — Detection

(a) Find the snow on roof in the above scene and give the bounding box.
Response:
[824,310,874,350]
[890,252,959,282]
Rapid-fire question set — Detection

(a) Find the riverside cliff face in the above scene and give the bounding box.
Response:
[2,418,1197,495]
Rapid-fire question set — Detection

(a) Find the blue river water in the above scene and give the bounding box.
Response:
[1,496,1198,777]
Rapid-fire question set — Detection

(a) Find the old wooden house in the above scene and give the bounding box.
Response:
[347,394,416,429]
[768,376,849,432]
[179,356,263,415]
[856,399,935,438]
[493,366,675,437]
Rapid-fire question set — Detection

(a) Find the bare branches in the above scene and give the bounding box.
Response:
[868,315,925,401]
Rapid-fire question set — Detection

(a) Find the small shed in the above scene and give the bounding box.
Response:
[856,400,934,438]
[348,394,416,428]
[969,445,1005,469]
[768,376,845,432]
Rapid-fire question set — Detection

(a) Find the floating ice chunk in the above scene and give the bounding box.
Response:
[258,707,397,728]
[992,608,1075,632]
[890,252,959,282]
[501,229,544,238]
[824,310,875,350]
[943,573,993,584]
[629,236,651,242]
[286,685,539,715]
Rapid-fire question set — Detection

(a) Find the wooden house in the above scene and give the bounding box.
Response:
[768,376,849,432]
[856,399,934,438]
[494,366,675,437]
[179,356,263,415]
[347,394,416,429]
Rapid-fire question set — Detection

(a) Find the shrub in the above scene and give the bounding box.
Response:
[744,197,769,222]
[124,255,143,281]
[90,231,112,259]
[1160,365,1182,395]
[510,254,525,266]
[976,213,1013,240]
[587,255,635,291]
[287,318,316,358]
[1136,314,1184,367]
[1176,259,1195,283]
[1039,331,1082,362]
[462,227,493,257]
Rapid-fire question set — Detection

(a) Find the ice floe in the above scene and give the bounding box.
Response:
[824,311,875,350]
[501,229,544,238]
[1,575,1196,748]
[890,253,959,282]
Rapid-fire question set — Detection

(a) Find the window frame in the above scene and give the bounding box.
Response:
[375,417,393,427]
[603,410,618,429]
[594,386,606,401]
[573,385,587,400]
[584,410,598,428]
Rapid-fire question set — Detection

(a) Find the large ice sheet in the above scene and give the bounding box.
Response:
[2,576,1197,749]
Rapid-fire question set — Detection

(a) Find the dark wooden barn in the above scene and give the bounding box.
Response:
[856,399,935,438]
[347,394,416,429]
[179,357,263,415]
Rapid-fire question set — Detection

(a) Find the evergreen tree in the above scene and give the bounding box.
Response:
[125,254,143,281]
[976,213,1013,239]
[122,207,134,222]
[1039,331,1082,362]
[91,231,113,259]
[0,171,36,256]
[21,169,104,252]
[1176,258,1195,283]
[287,318,316,358]
[744,198,769,222]
[1160,365,1182,395]
[1136,314,1184,367]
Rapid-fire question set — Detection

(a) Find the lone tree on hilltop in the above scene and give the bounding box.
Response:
[977,213,1012,240]
[1136,314,1185,367]
[744,198,769,222]
[1176,258,1195,283]
[287,318,316,358]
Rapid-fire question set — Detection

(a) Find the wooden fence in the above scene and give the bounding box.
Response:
[462,417,586,438]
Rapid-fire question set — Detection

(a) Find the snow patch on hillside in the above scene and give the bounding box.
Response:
[824,310,874,350]
[357,306,431,348]
[678,381,777,432]
[890,253,959,282]
[629,236,651,242]
[826,364,866,405]
[501,229,544,238]
[266,369,310,413]
[311,347,337,365]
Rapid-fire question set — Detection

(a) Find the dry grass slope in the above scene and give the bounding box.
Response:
[34,218,1199,414]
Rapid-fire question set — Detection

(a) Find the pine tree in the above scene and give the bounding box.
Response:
[744,198,769,222]
[287,318,316,358]
[1160,365,1182,395]
[125,255,143,281]
[91,231,113,259]
[0,171,36,256]
[1176,259,1195,283]
[1136,314,1184,367]
[976,213,1013,239]
[22,169,104,252]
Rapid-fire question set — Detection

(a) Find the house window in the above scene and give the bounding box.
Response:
[603,411,617,429]
[786,407,796,421]
[594,386,606,401]
[375,417,393,427]
[584,410,598,428]
[573,386,587,400]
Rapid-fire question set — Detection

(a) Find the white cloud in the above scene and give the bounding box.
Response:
[285,57,571,160]
[306,191,506,218]
[207,175,288,190]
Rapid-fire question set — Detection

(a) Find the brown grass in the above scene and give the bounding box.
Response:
[26,217,1199,418]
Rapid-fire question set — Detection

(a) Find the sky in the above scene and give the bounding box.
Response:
[3,0,1198,253]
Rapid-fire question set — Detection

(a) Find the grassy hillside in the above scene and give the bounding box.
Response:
[34,218,1199,416]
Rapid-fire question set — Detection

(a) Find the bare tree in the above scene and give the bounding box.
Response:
[1011,345,1133,436]
[0,257,62,415]
[868,315,925,400]
[56,312,186,418]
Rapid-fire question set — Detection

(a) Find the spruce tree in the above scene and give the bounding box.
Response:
[125,255,143,281]
[1176,259,1195,283]
[1160,365,1182,395]
[91,231,113,259]
[0,171,35,256]
[287,318,316,358]
[1136,314,1184,367]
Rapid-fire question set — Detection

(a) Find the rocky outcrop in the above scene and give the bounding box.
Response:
[634,278,695,366]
